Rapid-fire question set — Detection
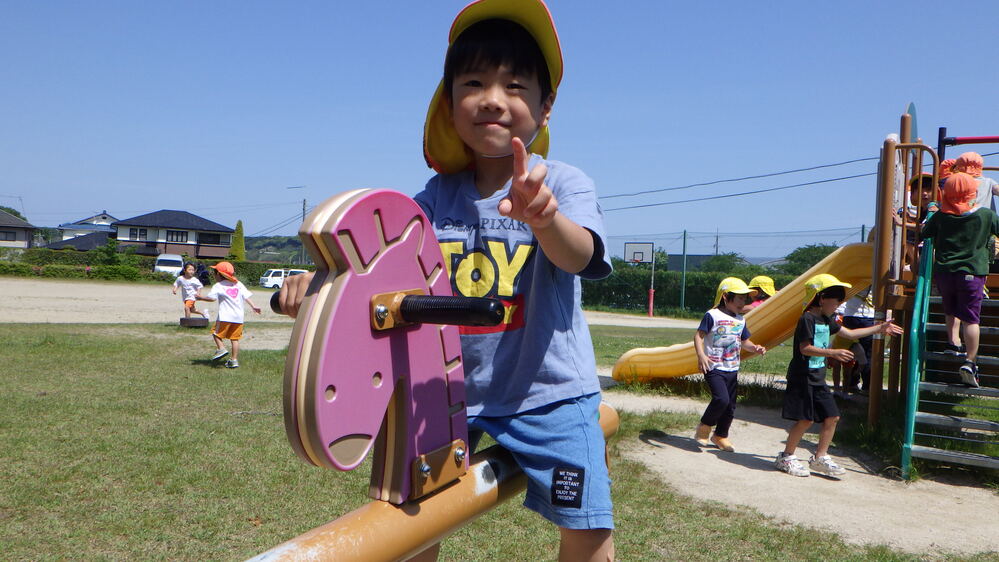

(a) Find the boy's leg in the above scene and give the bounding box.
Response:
[715,372,739,438]
[231,338,240,361]
[699,370,732,430]
[945,314,962,347]
[831,362,842,393]
[558,528,614,562]
[470,394,613,553]
[814,416,840,458]
[963,323,980,363]
[784,419,812,455]
[212,332,225,350]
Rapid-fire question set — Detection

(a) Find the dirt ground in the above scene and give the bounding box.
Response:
[5,277,998,556]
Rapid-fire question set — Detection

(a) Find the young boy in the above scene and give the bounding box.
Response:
[172,262,209,320]
[281,1,614,558]
[922,172,999,387]
[196,261,261,369]
[694,278,766,452]
[775,274,901,478]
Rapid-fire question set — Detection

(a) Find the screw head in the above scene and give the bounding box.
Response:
[374,304,389,324]
[419,462,431,477]
[454,447,466,463]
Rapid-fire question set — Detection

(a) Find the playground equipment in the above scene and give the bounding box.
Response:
[254,189,620,560]
[899,130,999,477]
[612,243,873,380]
[613,110,998,476]
[179,317,208,328]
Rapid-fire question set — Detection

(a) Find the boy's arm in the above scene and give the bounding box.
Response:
[839,321,902,341]
[741,339,765,355]
[499,138,594,274]
[693,330,712,374]
[245,298,262,315]
[800,341,853,362]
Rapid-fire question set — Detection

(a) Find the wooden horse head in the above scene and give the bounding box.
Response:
[283,189,499,504]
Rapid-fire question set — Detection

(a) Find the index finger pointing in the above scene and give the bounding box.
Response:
[511,137,528,181]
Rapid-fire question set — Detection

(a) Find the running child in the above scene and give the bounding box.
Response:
[172,262,208,320]
[694,278,766,452]
[196,261,261,369]
[775,274,901,477]
[922,172,999,387]
[280,1,615,558]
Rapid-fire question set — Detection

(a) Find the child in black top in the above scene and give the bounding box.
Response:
[774,274,901,478]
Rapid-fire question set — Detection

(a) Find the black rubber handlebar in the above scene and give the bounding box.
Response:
[270,291,504,327]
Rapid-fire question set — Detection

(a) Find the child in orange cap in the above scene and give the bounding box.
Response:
[953,151,999,212]
[922,172,999,387]
[281,1,615,558]
[196,261,261,368]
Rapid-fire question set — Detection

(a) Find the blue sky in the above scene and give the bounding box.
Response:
[3,1,998,259]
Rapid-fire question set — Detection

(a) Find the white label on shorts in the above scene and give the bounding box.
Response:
[551,466,584,508]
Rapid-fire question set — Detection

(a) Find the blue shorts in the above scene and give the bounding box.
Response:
[468,392,614,530]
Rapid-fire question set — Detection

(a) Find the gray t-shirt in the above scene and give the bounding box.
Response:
[414,155,612,416]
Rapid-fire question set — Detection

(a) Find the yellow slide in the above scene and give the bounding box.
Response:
[611,243,874,381]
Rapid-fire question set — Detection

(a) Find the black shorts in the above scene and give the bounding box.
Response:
[782,377,840,422]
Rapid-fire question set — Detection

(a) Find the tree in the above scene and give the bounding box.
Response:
[93,239,121,265]
[0,206,26,221]
[698,252,746,272]
[774,243,838,277]
[230,220,246,262]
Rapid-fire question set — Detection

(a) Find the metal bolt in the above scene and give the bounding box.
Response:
[419,462,431,477]
[454,447,466,463]
[374,304,389,325]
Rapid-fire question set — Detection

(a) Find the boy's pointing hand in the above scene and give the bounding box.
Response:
[498,137,558,229]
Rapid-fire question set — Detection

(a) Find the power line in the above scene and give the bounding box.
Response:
[604,172,874,212]
[600,156,878,200]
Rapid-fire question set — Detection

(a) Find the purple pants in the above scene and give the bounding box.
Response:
[933,271,986,324]
[701,369,738,438]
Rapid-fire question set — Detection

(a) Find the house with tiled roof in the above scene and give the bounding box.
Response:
[57,210,118,240]
[112,210,234,258]
[46,231,110,251]
[0,209,36,249]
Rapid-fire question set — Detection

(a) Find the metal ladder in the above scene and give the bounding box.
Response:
[901,239,999,478]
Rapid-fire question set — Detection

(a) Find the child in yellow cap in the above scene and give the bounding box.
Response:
[743,275,776,312]
[775,274,901,478]
[280,1,615,558]
[693,278,766,452]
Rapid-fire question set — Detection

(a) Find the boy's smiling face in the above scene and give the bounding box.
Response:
[450,63,553,159]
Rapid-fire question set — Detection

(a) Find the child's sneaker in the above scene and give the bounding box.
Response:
[775,452,809,477]
[808,454,847,477]
[959,361,980,388]
[211,349,229,362]
[694,423,711,447]
[942,343,967,357]
[225,359,239,369]
[710,435,734,452]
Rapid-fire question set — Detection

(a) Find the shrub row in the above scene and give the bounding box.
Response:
[0,262,172,282]
[7,247,317,286]
[582,268,796,314]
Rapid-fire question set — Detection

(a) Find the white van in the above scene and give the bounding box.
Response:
[153,254,184,277]
[259,268,308,289]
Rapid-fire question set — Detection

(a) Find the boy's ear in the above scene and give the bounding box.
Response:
[538,92,555,127]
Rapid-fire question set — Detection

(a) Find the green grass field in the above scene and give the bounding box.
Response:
[0,323,993,560]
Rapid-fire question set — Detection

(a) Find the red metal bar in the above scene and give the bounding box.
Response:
[948,135,999,145]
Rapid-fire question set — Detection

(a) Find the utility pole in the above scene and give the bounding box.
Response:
[287,186,307,265]
[680,230,688,310]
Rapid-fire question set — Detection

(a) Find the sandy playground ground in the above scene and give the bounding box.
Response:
[4,277,998,556]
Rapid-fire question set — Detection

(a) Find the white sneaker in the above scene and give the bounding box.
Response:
[211,349,229,361]
[225,359,239,369]
[775,452,809,477]
[809,454,847,477]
